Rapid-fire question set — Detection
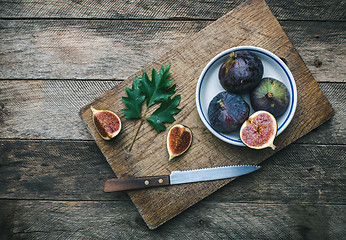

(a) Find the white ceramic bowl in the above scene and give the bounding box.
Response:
[196,46,297,146]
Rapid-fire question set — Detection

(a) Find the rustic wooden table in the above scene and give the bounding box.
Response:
[1,0,345,239]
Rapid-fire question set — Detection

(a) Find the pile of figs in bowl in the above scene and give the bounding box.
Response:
[196,46,297,148]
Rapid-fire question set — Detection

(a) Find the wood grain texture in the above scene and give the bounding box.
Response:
[1,0,344,237]
[1,200,345,239]
[283,22,346,83]
[1,0,345,21]
[1,140,345,204]
[1,20,344,82]
[0,80,120,139]
[0,140,121,201]
[0,81,343,143]
[0,20,208,80]
[295,83,344,144]
[80,0,334,229]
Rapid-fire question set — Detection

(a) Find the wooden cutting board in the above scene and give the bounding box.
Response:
[80,0,334,229]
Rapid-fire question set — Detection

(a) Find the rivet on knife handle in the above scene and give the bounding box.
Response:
[103,175,170,192]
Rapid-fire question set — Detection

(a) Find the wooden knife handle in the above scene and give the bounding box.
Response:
[103,175,170,192]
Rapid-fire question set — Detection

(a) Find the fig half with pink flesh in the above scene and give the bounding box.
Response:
[240,111,277,150]
[167,124,192,160]
[91,106,121,140]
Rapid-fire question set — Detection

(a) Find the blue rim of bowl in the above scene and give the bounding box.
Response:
[196,46,297,146]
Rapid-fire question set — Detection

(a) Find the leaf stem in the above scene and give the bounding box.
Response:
[128,106,149,152]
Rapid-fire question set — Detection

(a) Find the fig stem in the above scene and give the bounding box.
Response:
[217,99,225,109]
[270,143,276,150]
[128,106,149,152]
[229,52,237,59]
[267,92,274,98]
[90,106,97,113]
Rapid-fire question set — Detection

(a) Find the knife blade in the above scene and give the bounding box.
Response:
[103,165,260,192]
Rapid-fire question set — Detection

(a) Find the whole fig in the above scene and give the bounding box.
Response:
[208,92,250,133]
[219,51,263,94]
[250,77,289,117]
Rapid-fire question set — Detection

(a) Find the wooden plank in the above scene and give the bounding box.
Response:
[0,81,343,143]
[0,20,345,82]
[1,200,345,239]
[295,83,345,144]
[0,0,344,237]
[0,0,344,21]
[0,80,120,139]
[80,0,334,229]
[283,21,346,83]
[1,140,345,204]
[0,20,208,80]
[0,139,127,201]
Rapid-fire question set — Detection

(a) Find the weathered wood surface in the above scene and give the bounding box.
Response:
[1,141,345,204]
[1,141,345,238]
[1,200,345,239]
[1,0,345,21]
[80,0,334,229]
[1,20,345,81]
[0,82,344,142]
[0,0,345,237]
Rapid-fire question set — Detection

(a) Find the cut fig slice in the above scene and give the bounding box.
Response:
[240,111,277,150]
[167,124,192,160]
[91,106,121,140]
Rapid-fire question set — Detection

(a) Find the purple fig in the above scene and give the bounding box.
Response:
[250,78,290,117]
[219,51,263,94]
[208,92,250,133]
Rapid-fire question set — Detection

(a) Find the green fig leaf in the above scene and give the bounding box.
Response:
[121,76,146,119]
[147,95,181,132]
[122,65,181,151]
[139,65,176,107]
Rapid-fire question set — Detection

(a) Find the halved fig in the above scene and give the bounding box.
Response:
[167,124,192,160]
[240,111,277,150]
[91,106,121,140]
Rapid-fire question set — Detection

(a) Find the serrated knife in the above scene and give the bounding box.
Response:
[103,165,261,192]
